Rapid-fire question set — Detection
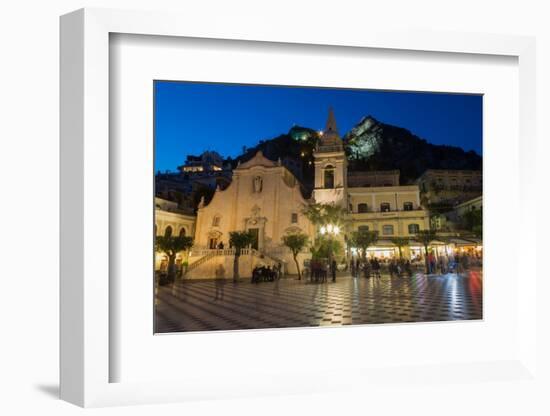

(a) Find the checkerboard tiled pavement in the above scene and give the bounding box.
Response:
[154,271,482,333]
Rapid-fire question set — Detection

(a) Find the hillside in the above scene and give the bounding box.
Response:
[232,115,482,186]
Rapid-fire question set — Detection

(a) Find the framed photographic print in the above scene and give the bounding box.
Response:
[60,8,538,408]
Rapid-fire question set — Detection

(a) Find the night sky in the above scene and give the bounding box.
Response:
[154,81,482,172]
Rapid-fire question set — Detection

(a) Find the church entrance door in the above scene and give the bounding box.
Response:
[208,237,218,249]
[248,228,259,250]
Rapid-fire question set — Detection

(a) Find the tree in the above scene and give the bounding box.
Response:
[155,235,194,285]
[415,229,437,274]
[310,238,343,261]
[349,229,379,260]
[302,202,347,229]
[463,208,482,238]
[391,237,409,259]
[282,233,309,280]
[229,230,254,282]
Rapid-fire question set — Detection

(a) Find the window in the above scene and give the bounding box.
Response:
[324,166,334,189]
[291,213,298,223]
[358,203,368,213]
[382,225,394,235]
[358,225,369,232]
[212,216,220,227]
[179,227,186,237]
[380,202,391,212]
[408,224,420,234]
[164,225,173,238]
[403,202,413,211]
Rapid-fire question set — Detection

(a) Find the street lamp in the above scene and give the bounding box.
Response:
[320,224,340,236]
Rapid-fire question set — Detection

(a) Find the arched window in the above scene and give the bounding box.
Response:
[179,227,187,237]
[380,202,391,212]
[212,216,220,227]
[408,224,420,234]
[358,225,369,232]
[164,225,173,238]
[403,202,413,211]
[358,203,368,213]
[324,165,334,189]
[382,225,394,235]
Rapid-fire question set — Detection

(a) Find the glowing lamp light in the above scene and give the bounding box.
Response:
[327,224,334,233]
[333,226,340,235]
[320,226,327,235]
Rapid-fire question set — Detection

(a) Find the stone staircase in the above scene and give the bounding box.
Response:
[184,248,282,279]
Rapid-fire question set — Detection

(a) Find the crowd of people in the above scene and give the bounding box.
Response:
[307,259,339,283]
[424,251,482,275]
[349,257,413,279]
[251,263,283,283]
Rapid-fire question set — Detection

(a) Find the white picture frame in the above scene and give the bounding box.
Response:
[60,8,538,408]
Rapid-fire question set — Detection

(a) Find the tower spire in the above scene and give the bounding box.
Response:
[325,107,339,136]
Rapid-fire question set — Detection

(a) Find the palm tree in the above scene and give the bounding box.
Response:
[282,233,309,280]
[391,237,409,259]
[415,229,437,274]
[349,229,378,260]
[229,230,254,283]
[155,235,194,284]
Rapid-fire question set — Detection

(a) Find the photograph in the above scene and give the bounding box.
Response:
[153,81,483,333]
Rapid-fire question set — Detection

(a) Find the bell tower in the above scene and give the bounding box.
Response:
[313,108,348,208]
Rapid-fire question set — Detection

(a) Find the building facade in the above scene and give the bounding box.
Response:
[154,197,196,270]
[416,169,482,206]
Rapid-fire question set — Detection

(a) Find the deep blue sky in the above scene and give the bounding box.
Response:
[154,81,482,172]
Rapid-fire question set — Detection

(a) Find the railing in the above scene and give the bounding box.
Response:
[316,144,343,153]
[186,247,288,276]
[352,207,425,214]
[185,251,217,274]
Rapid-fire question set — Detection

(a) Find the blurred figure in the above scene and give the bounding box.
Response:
[214,264,226,300]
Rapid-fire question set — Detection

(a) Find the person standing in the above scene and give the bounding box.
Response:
[214,264,226,300]
[331,259,337,282]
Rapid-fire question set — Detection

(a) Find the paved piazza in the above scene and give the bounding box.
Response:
[155,271,482,333]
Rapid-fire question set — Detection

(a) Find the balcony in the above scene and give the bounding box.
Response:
[351,208,427,220]
[315,144,344,153]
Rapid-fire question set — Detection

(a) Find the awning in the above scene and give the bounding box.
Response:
[369,239,396,248]
[447,237,479,246]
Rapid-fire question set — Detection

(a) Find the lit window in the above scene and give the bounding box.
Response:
[408,224,420,234]
[382,225,394,235]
